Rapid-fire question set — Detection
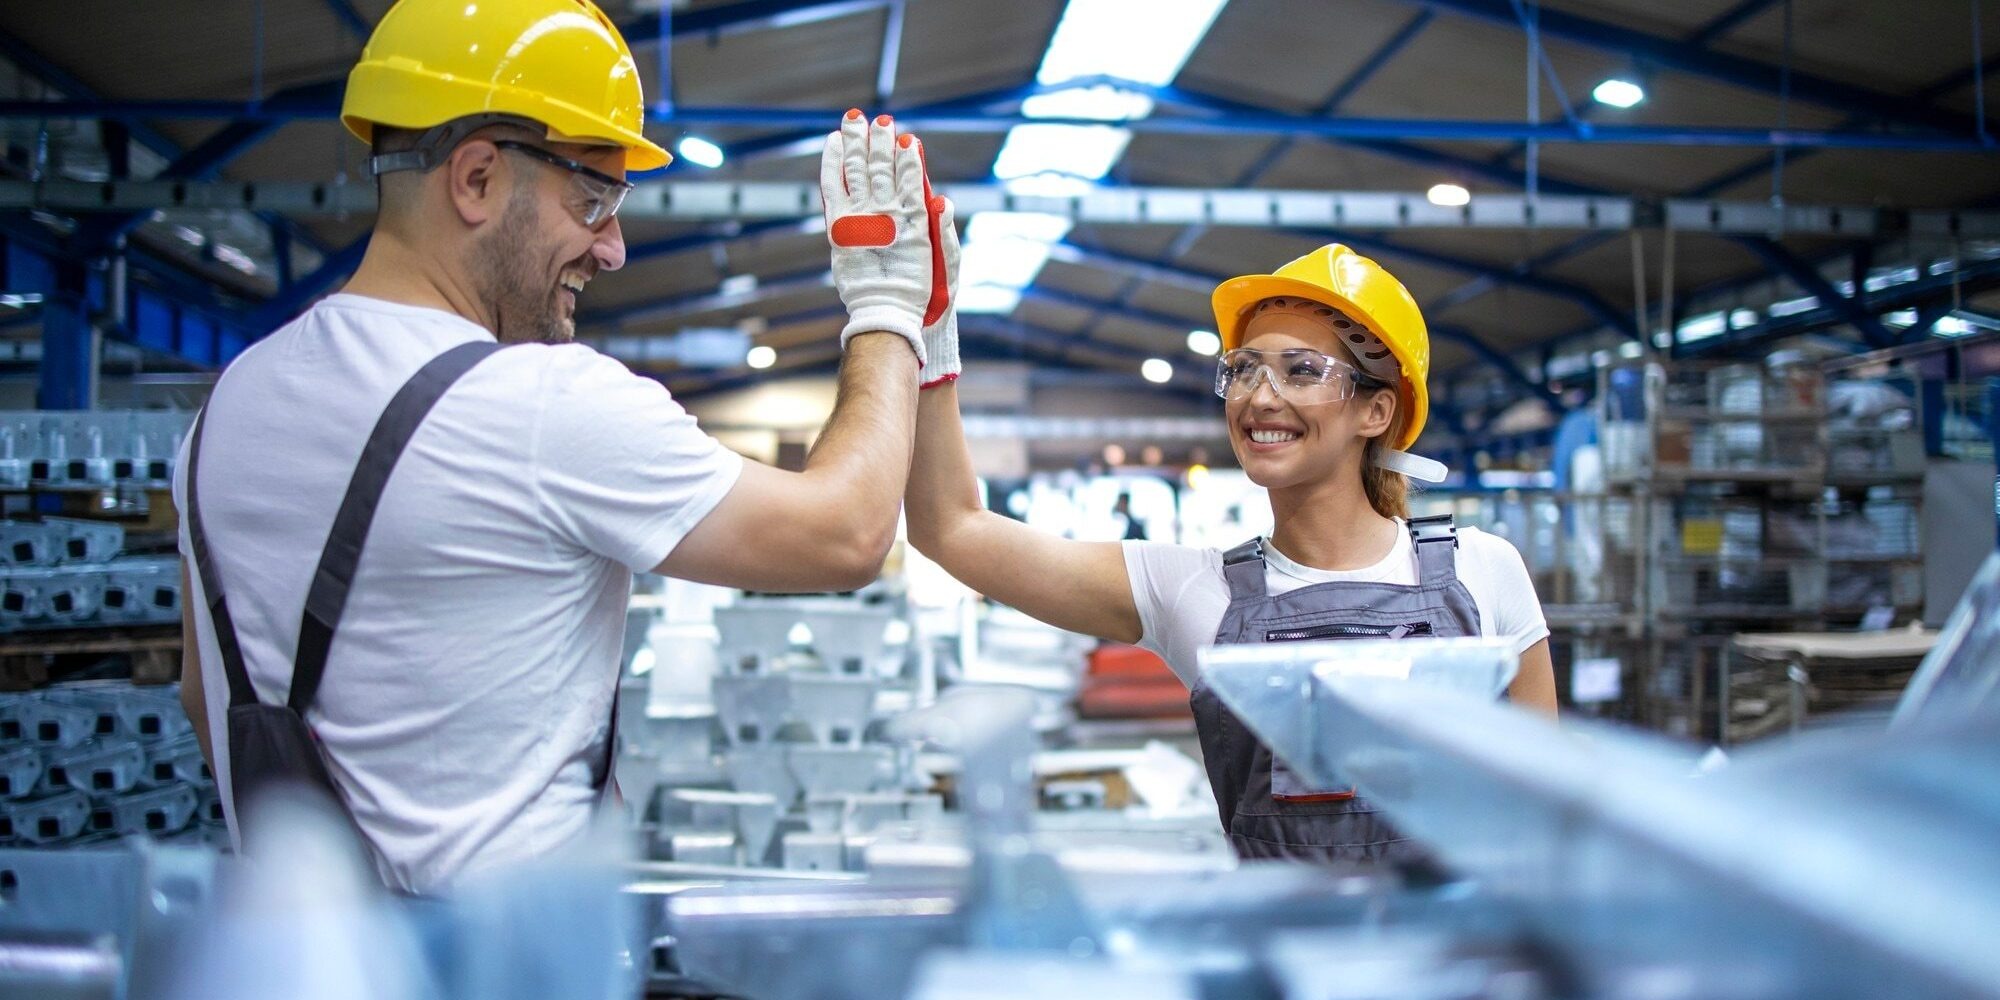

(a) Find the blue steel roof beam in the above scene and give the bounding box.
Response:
[622,217,822,265]
[1686,0,1782,47]
[1282,226,1638,339]
[581,267,833,328]
[1680,254,2000,357]
[249,233,370,330]
[1729,235,1897,348]
[1157,9,1439,267]
[76,120,283,251]
[1402,0,1988,138]
[664,80,1046,174]
[0,26,331,268]
[620,0,889,45]
[1431,325,1561,410]
[874,0,905,106]
[14,97,2000,151]
[323,0,373,41]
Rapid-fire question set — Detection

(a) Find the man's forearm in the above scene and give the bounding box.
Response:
[804,333,920,548]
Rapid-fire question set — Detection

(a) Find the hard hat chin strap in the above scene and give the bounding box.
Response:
[369,114,544,176]
[1374,448,1447,484]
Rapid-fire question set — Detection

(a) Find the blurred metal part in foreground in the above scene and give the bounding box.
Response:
[1894,549,2000,728]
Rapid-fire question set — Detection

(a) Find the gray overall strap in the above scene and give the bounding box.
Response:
[1220,538,1267,600]
[184,408,257,708]
[290,340,504,713]
[1407,514,1458,586]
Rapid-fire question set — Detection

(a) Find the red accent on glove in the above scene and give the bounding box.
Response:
[829,215,896,247]
[919,371,959,390]
[911,138,950,328]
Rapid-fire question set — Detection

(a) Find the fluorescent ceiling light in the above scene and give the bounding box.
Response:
[992,124,1131,185]
[1186,329,1221,355]
[1677,312,1727,343]
[1021,85,1156,122]
[1935,316,1974,338]
[1426,183,1470,207]
[1729,308,1759,328]
[1141,358,1175,384]
[1592,78,1645,109]
[960,239,1057,290]
[676,135,725,168]
[745,345,776,369]
[1001,173,1101,198]
[1037,0,1229,87]
[965,211,1074,245]
[959,211,1073,297]
[212,243,258,275]
[957,285,1024,315]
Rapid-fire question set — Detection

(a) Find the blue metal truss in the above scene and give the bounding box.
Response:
[1728,235,1896,349]
[9,90,1996,151]
[1401,0,1991,139]
[322,0,373,41]
[1687,0,1782,46]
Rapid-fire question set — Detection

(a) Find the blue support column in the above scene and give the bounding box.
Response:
[1920,379,1946,457]
[1989,379,2000,545]
[37,293,94,410]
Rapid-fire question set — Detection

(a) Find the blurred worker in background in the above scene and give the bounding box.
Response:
[906,243,1557,869]
[175,0,940,893]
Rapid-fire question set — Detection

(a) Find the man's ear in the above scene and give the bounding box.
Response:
[444,139,505,227]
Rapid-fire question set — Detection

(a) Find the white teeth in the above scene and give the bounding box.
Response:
[1248,429,1300,444]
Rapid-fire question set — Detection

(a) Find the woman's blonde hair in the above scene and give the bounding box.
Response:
[1359,388,1411,520]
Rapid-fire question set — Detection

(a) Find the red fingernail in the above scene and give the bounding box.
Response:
[876,115,893,126]
[897,134,913,148]
[845,109,863,120]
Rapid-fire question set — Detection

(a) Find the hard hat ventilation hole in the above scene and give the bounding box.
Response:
[1315,307,1335,317]
[1348,332,1366,343]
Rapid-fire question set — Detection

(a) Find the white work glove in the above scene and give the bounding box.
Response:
[821,109,932,363]
[920,195,961,388]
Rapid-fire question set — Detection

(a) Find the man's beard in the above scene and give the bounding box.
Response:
[472,188,572,346]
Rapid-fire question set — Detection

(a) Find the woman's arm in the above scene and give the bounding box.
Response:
[905,383,1144,644]
[1508,638,1559,717]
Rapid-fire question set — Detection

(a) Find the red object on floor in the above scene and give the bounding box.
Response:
[1077,643,1191,719]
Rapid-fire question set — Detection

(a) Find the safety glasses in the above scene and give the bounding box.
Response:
[1214,348,1389,406]
[492,140,633,229]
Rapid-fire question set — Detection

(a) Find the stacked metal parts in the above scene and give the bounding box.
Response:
[0,412,191,492]
[633,598,943,873]
[0,556,1996,998]
[0,517,181,630]
[0,682,223,849]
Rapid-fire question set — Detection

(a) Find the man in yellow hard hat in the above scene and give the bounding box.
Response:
[174,0,945,893]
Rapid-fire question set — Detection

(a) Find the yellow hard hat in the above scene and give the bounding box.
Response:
[1211,244,1430,451]
[341,0,671,171]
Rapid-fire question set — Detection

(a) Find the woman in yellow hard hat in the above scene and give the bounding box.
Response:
[904,243,1557,868]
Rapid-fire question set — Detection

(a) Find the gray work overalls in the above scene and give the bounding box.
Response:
[1189,514,1479,866]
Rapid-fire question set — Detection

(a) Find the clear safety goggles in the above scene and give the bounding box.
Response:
[1214,348,1390,406]
[492,140,633,229]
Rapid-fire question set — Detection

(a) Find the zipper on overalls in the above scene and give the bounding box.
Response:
[1262,620,1436,643]
[1257,620,1435,802]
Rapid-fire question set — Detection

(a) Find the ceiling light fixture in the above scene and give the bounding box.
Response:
[676,135,725,168]
[1426,183,1471,208]
[1186,330,1221,355]
[745,345,776,369]
[1141,358,1174,384]
[1592,78,1645,109]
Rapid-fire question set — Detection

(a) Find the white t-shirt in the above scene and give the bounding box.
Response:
[1123,520,1549,688]
[174,294,742,893]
